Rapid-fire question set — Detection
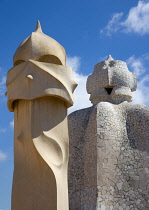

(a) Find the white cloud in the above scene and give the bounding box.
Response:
[132,88,145,104]
[0,150,7,162]
[126,55,145,76]
[100,1,149,36]
[66,56,80,72]
[10,120,14,128]
[123,1,149,35]
[100,13,123,36]
[0,76,6,96]
[132,76,149,106]
[66,56,91,113]
[126,54,149,106]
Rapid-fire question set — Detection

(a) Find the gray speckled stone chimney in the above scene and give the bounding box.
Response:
[68,57,149,210]
[86,55,137,105]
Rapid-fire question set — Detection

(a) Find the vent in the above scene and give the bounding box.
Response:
[105,87,113,95]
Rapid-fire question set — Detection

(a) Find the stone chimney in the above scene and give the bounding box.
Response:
[87,55,137,105]
[68,56,149,210]
[6,21,77,210]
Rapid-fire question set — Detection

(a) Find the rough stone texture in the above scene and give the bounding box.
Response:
[86,55,137,105]
[6,21,77,210]
[68,56,149,210]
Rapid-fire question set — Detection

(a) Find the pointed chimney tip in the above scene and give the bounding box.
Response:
[35,20,42,33]
[106,55,114,61]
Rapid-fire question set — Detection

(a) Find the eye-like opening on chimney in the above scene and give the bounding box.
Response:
[105,87,114,95]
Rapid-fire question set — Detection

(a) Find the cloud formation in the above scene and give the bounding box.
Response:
[127,55,145,76]
[66,56,91,113]
[0,76,6,96]
[10,120,14,128]
[127,54,149,106]
[100,13,123,36]
[0,150,7,162]
[100,1,149,36]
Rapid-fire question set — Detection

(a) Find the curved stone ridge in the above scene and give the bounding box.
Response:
[6,60,77,111]
[86,55,137,104]
[13,21,66,66]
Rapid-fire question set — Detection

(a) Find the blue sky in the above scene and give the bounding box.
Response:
[0,0,149,209]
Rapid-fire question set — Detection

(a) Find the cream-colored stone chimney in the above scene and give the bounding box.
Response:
[6,21,77,210]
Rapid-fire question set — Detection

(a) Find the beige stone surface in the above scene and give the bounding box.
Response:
[6,60,76,111]
[6,21,77,210]
[13,21,66,66]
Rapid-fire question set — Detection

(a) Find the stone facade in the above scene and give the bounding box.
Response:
[68,56,149,210]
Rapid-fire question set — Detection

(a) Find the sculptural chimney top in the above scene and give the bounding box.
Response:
[106,54,114,61]
[87,56,137,105]
[6,21,77,112]
[13,21,66,66]
[35,20,42,33]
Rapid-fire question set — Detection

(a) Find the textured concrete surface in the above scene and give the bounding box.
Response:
[68,56,149,210]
